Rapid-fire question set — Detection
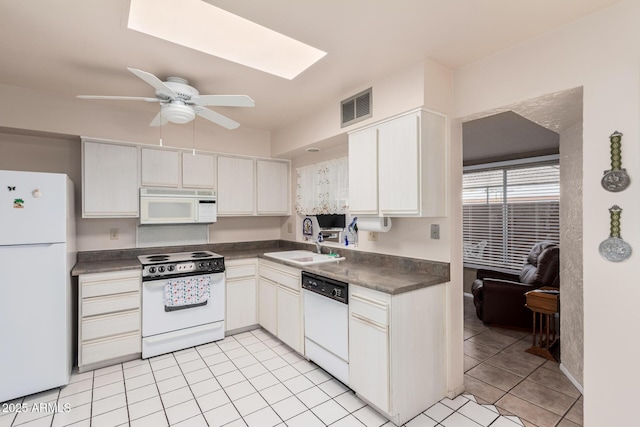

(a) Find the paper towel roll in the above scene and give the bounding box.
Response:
[357,217,392,232]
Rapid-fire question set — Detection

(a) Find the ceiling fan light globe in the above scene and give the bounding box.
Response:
[162,103,196,124]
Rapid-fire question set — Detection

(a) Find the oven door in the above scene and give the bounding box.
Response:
[142,273,224,337]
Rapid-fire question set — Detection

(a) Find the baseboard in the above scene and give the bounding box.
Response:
[560,363,584,395]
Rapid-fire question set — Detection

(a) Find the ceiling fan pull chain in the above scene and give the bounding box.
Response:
[192,119,196,156]
[159,107,163,146]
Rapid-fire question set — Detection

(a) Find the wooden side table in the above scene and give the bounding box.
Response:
[525,287,559,361]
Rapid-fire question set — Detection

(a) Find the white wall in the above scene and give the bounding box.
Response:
[454,1,640,423]
[271,60,429,157]
[0,83,271,157]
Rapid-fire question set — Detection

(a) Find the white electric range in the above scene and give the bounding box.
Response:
[138,250,225,358]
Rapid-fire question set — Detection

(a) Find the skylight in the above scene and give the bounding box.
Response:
[127,0,327,80]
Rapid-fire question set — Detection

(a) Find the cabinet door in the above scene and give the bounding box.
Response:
[218,156,255,215]
[256,160,289,215]
[182,152,216,189]
[83,141,139,217]
[349,313,390,413]
[348,127,379,215]
[277,285,302,353]
[226,278,257,332]
[378,113,420,215]
[258,277,277,336]
[141,148,180,187]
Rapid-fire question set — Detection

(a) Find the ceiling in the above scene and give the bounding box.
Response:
[0,0,620,133]
[463,111,560,164]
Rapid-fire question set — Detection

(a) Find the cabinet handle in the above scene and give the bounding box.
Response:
[351,293,388,310]
[350,312,388,332]
[83,330,139,346]
[144,322,223,344]
[278,285,299,296]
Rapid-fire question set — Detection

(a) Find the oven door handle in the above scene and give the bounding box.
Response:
[144,322,223,344]
[143,281,169,290]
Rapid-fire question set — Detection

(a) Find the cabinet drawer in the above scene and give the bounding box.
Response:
[81,332,140,366]
[81,271,141,298]
[259,264,299,291]
[82,310,140,342]
[226,263,257,280]
[350,292,389,326]
[82,292,140,317]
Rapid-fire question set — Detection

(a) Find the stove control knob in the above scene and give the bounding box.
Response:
[167,265,175,272]
[158,266,165,273]
[149,267,156,274]
[198,263,204,269]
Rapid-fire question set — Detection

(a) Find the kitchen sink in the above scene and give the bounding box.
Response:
[263,250,345,266]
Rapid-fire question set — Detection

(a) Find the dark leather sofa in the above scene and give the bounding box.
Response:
[470,242,560,329]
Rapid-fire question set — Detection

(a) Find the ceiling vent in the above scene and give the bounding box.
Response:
[341,88,372,127]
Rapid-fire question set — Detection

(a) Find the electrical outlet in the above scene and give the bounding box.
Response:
[287,222,293,233]
[368,231,378,241]
[430,224,440,239]
[109,228,119,240]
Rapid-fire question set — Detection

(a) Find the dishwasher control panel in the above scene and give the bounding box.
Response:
[302,271,348,304]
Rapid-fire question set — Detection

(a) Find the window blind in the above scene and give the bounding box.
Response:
[463,163,560,272]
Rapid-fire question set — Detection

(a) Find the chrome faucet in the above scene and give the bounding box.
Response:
[315,233,323,254]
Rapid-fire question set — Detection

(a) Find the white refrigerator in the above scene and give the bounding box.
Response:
[0,170,76,403]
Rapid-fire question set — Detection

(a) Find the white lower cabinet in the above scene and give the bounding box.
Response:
[258,277,278,336]
[277,285,302,353]
[349,307,390,413]
[78,270,142,372]
[258,260,303,354]
[225,259,258,332]
[348,283,446,426]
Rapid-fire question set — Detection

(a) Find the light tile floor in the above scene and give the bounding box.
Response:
[2,325,533,427]
[463,295,583,427]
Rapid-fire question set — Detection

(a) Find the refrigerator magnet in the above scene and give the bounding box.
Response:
[13,198,24,208]
[7,186,15,191]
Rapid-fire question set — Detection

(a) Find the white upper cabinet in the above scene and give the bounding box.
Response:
[182,152,216,189]
[82,140,139,218]
[141,147,180,188]
[217,156,255,216]
[378,113,420,215]
[348,127,379,215]
[82,139,288,217]
[348,109,447,217]
[256,160,290,215]
[218,156,291,216]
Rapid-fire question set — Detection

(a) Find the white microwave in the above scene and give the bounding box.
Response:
[139,188,217,224]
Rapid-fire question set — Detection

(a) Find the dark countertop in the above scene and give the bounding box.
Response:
[72,242,449,295]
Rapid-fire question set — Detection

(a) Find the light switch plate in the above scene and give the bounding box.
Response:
[430,224,440,239]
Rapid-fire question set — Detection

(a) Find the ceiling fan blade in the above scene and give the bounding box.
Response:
[149,111,169,127]
[191,95,255,107]
[77,95,159,102]
[127,68,178,99]
[194,107,240,130]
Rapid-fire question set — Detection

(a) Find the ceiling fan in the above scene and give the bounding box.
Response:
[78,68,254,129]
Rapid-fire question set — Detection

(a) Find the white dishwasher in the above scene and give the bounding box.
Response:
[302,271,349,385]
